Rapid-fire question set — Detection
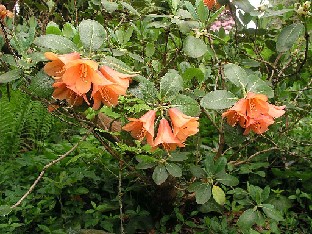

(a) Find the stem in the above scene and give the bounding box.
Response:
[11,132,91,209]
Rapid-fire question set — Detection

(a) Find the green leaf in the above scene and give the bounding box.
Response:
[276,23,304,52]
[183,35,207,58]
[168,152,188,161]
[182,68,205,86]
[166,163,182,177]
[120,1,140,16]
[171,94,200,116]
[212,185,226,205]
[78,19,106,51]
[152,165,169,185]
[246,74,274,98]
[214,157,227,174]
[203,155,215,176]
[262,204,284,222]
[195,183,212,204]
[189,165,206,178]
[184,1,198,20]
[200,90,237,110]
[0,69,22,83]
[215,172,239,186]
[0,205,12,216]
[237,208,258,230]
[34,35,77,53]
[160,70,183,99]
[197,0,208,23]
[224,63,249,89]
[233,0,255,13]
[133,76,158,102]
[62,22,76,38]
[46,21,62,35]
[101,0,119,13]
[29,71,54,98]
[145,42,155,57]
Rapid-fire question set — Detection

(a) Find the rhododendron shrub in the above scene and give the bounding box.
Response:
[0,0,311,233]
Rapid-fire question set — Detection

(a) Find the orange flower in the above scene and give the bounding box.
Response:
[0,5,13,20]
[122,110,156,146]
[153,118,184,151]
[168,108,199,142]
[91,66,136,110]
[222,92,286,135]
[62,59,106,95]
[222,98,248,128]
[44,52,80,78]
[52,82,87,106]
[246,92,269,118]
[99,66,135,91]
[243,115,275,135]
[203,0,221,10]
[268,104,286,118]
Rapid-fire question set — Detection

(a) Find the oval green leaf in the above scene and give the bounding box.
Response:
[276,23,304,52]
[78,19,106,51]
[152,165,169,185]
[200,90,237,110]
[183,35,207,58]
[0,69,22,83]
[212,185,226,205]
[34,34,77,53]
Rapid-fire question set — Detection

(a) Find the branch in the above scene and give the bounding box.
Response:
[230,147,278,166]
[11,132,91,209]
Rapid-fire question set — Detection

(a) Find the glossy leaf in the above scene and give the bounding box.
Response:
[160,70,183,99]
[152,165,169,185]
[195,183,212,204]
[166,163,182,177]
[183,35,207,58]
[34,35,77,53]
[212,185,226,205]
[78,19,106,51]
[0,69,22,84]
[171,94,200,116]
[200,90,237,110]
[276,23,304,52]
[224,63,249,89]
[237,208,258,230]
[262,204,284,221]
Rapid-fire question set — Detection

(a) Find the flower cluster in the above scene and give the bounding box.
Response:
[210,10,235,34]
[222,92,286,135]
[43,52,136,110]
[295,1,311,16]
[122,108,199,151]
[0,4,13,20]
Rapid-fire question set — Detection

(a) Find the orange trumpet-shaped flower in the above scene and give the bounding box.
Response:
[168,108,199,142]
[91,66,137,110]
[122,110,156,146]
[62,59,106,95]
[99,66,136,91]
[153,118,184,151]
[222,98,247,128]
[52,82,87,106]
[246,92,269,118]
[0,5,13,20]
[43,52,80,77]
[92,82,125,109]
[222,92,286,135]
[243,115,275,135]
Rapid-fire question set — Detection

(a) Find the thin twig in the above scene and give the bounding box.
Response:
[11,132,91,209]
[230,147,278,166]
